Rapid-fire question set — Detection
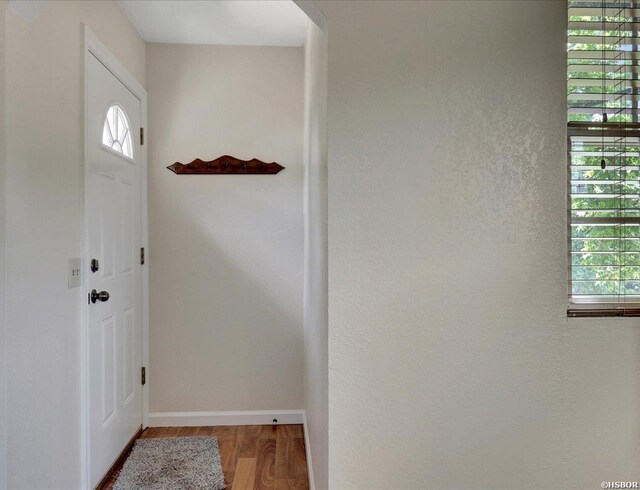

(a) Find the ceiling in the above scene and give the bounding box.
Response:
[117,0,308,47]
[7,0,46,22]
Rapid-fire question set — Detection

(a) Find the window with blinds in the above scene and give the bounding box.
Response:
[568,1,640,315]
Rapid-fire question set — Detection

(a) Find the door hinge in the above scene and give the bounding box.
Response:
[140,247,145,265]
[141,367,146,385]
[140,127,144,146]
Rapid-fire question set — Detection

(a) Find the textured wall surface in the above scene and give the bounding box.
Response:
[319,1,640,488]
[146,44,305,413]
[302,19,328,490]
[0,3,6,489]
[5,2,145,487]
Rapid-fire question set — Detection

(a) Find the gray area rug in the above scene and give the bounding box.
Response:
[114,436,226,490]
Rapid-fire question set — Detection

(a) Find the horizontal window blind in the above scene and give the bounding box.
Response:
[568,0,640,309]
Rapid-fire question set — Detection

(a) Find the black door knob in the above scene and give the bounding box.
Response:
[90,289,110,304]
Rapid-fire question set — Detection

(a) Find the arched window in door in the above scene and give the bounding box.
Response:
[102,104,133,159]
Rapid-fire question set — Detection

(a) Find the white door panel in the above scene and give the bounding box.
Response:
[87,52,142,489]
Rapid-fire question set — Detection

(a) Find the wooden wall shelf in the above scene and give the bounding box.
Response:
[167,155,285,175]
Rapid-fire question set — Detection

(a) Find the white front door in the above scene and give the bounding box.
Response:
[86,51,143,488]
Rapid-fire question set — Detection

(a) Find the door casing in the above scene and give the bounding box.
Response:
[82,25,149,490]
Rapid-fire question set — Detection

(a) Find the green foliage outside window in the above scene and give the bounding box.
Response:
[569,14,640,297]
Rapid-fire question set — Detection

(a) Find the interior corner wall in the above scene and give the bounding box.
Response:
[319,0,640,488]
[302,18,328,490]
[0,2,7,490]
[5,1,145,487]
[145,43,305,414]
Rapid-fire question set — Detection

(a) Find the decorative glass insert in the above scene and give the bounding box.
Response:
[102,105,133,159]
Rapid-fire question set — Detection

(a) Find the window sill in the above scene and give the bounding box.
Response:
[567,308,640,318]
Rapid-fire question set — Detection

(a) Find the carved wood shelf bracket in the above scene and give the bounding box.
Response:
[167,155,285,175]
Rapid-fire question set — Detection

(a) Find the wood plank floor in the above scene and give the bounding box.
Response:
[101,425,309,490]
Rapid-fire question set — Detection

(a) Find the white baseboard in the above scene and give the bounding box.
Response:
[148,409,304,427]
[302,411,316,490]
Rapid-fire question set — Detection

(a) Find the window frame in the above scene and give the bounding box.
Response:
[566,1,640,316]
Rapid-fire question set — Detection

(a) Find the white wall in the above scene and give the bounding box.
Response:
[146,44,305,413]
[302,17,328,490]
[0,3,6,489]
[5,1,145,487]
[319,0,640,488]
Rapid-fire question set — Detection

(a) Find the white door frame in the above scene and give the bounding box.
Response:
[81,25,149,490]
